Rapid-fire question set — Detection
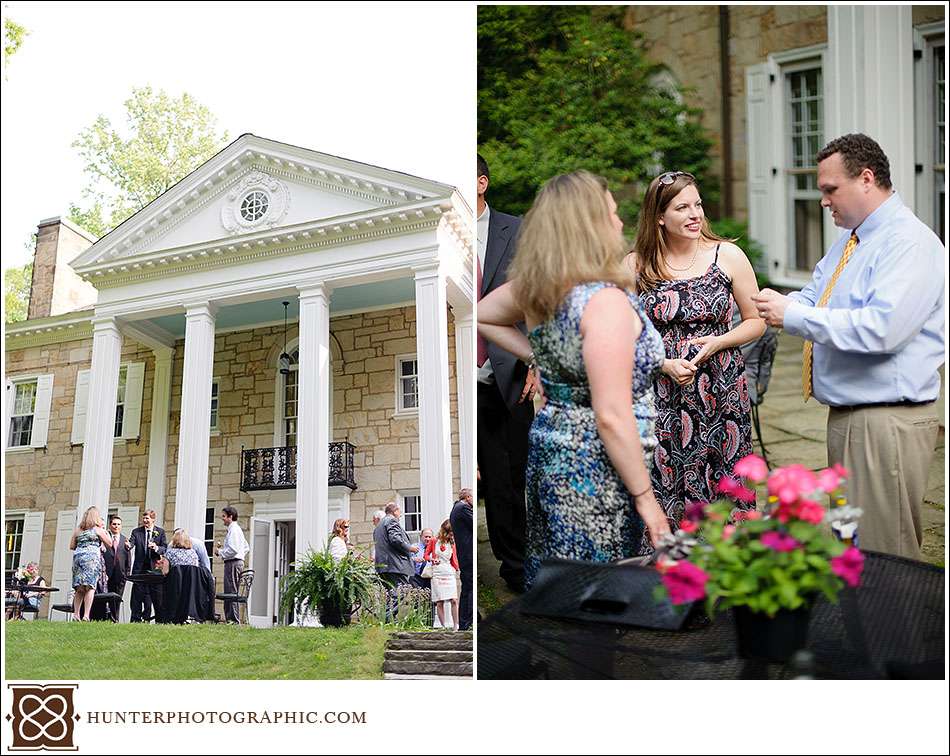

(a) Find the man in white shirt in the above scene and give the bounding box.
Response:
[214,506,249,622]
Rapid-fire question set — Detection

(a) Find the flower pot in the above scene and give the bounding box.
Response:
[318,605,353,627]
[732,605,811,663]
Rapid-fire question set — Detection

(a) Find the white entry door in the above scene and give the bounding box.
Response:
[248,516,275,628]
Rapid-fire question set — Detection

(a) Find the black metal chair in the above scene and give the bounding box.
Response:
[741,326,779,468]
[215,569,254,624]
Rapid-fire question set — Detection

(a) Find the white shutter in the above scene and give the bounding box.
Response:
[3,380,12,449]
[30,374,54,448]
[71,369,91,445]
[19,512,46,621]
[122,362,145,439]
[117,505,140,623]
[49,509,77,621]
[745,62,777,275]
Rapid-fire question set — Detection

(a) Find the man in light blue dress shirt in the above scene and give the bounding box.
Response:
[754,134,944,560]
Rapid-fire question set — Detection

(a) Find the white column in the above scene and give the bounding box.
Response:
[414,265,453,528]
[77,317,123,521]
[826,6,915,209]
[453,308,475,491]
[296,284,331,560]
[144,347,174,525]
[173,303,216,541]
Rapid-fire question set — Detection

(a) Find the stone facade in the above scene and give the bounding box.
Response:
[5,304,461,601]
[27,218,98,320]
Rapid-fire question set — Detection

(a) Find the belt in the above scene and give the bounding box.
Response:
[830,400,935,412]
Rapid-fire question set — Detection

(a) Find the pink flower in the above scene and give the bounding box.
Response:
[717,476,756,504]
[722,525,736,540]
[797,499,826,524]
[734,454,768,483]
[734,510,762,522]
[817,467,844,494]
[767,464,819,504]
[831,463,849,479]
[678,519,698,534]
[831,546,864,587]
[761,531,801,552]
[684,500,707,522]
[660,561,709,604]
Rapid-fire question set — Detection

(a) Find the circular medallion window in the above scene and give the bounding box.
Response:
[240,191,269,222]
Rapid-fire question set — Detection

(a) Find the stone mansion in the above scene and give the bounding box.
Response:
[3,134,474,626]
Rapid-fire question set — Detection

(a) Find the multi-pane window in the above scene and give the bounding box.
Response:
[401,494,422,535]
[205,506,215,569]
[786,65,824,272]
[5,518,24,583]
[283,349,299,447]
[8,381,37,447]
[935,45,945,243]
[113,366,128,438]
[396,357,418,413]
[240,191,269,222]
[210,380,220,431]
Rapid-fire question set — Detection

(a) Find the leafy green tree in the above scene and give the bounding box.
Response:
[478,7,714,225]
[4,262,32,323]
[68,86,229,238]
[3,16,29,76]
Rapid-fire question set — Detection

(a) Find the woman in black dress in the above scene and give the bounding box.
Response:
[629,171,766,545]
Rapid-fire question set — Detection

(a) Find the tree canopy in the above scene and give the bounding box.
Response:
[68,86,229,238]
[4,262,32,323]
[478,6,714,225]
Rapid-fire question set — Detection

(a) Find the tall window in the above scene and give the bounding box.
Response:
[283,349,299,447]
[400,494,422,535]
[5,517,24,582]
[786,65,824,272]
[934,44,945,242]
[210,380,220,431]
[113,365,128,438]
[205,506,215,569]
[396,356,419,413]
[8,381,37,448]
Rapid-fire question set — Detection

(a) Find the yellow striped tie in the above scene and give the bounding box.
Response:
[802,231,859,401]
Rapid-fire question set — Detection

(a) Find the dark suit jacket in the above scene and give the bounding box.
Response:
[482,208,532,412]
[129,526,167,574]
[104,533,130,583]
[449,500,473,574]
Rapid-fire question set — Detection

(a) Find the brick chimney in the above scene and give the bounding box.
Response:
[27,217,98,320]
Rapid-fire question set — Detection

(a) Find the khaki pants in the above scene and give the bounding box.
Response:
[827,403,939,560]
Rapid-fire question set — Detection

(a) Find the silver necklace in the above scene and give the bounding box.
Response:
[664,239,700,272]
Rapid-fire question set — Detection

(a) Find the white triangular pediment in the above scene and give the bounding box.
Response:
[72,134,454,270]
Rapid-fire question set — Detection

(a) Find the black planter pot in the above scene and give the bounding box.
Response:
[732,605,811,663]
[318,605,353,627]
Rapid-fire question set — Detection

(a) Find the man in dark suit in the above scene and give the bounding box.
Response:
[450,488,474,630]
[476,153,535,594]
[103,515,129,621]
[373,501,418,620]
[128,509,166,622]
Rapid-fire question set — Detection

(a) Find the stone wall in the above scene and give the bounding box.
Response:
[625,5,828,223]
[4,337,155,589]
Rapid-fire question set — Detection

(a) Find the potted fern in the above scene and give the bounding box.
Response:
[279,548,381,627]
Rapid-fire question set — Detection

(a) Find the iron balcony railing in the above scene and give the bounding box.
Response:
[239,442,357,492]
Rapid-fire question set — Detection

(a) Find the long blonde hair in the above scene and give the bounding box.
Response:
[79,506,101,531]
[632,172,728,291]
[508,171,635,322]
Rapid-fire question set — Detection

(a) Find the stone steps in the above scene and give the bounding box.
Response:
[383,631,473,679]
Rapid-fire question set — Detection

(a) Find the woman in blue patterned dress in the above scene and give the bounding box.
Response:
[69,506,113,621]
[478,171,672,588]
[629,172,765,539]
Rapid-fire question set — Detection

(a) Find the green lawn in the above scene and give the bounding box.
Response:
[4,621,389,680]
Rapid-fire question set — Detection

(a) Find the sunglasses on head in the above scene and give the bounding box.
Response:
[657,171,695,186]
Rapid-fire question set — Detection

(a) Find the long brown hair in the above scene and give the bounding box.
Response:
[437,519,454,545]
[508,170,635,322]
[79,506,101,531]
[632,173,727,291]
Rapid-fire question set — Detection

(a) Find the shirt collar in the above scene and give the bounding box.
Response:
[854,191,902,241]
[477,204,490,225]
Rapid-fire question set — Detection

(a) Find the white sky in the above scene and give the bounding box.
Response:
[0,1,475,270]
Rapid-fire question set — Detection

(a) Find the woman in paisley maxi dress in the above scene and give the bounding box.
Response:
[478,171,671,588]
[630,172,766,542]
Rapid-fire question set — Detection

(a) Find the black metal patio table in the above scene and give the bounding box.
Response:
[5,584,58,620]
[478,551,944,680]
